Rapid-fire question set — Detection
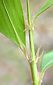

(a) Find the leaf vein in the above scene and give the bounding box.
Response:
[2,0,25,48]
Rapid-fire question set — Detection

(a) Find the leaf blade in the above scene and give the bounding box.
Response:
[33,0,53,21]
[41,51,53,72]
[0,0,26,48]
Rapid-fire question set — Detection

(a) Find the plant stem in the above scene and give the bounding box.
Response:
[29,26,38,85]
[26,0,39,85]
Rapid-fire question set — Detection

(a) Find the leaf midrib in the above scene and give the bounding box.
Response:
[2,0,25,48]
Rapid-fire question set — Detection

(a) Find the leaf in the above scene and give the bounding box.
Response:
[33,0,53,20]
[0,0,26,48]
[41,51,53,72]
[26,0,31,24]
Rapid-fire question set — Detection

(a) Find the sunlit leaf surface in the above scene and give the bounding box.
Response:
[0,0,26,47]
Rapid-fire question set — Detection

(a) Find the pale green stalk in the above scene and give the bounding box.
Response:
[26,0,39,85]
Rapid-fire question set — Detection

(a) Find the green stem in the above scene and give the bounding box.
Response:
[26,0,39,85]
[29,27,38,85]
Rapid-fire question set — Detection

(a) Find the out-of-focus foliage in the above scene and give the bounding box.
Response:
[34,0,53,20]
[41,51,53,73]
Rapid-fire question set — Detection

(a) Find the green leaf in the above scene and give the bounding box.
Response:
[26,0,31,25]
[33,0,53,20]
[41,51,53,72]
[0,0,26,48]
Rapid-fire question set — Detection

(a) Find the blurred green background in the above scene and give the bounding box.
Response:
[0,0,53,85]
